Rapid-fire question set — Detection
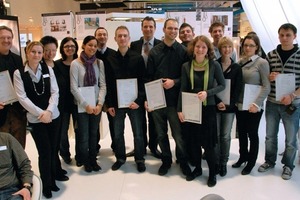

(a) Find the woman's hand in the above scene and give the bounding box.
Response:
[249,104,258,113]
[197,91,207,101]
[86,105,94,114]
[108,107,115,117]
[269,72,279,82]
[39,110,52,123]
[178,112,185,123]
[0,102,4,110]
[129,102,139,110]
[217,102,226,111]
[94,104,102,115]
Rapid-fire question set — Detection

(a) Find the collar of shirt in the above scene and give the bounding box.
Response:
[98,47,107,54]
[143,38,154,46]
[25,63,43,82]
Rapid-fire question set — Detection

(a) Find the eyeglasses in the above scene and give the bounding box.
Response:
[243,44,256,48]
[63,45,76,49]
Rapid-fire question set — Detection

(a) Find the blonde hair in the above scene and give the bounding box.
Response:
[217,36,233,51]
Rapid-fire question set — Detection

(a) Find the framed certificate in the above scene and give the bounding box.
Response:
[0,70,18,104]
[77,86,96,113]
[145,79,166,110]
[116,78,138,108]
[182,92,202,124]
[242,84,262,110]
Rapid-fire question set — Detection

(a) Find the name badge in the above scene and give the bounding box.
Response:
[0,145,7,151]
[43,74,50,78]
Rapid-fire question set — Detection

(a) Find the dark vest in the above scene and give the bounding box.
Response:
[19,62,51,110]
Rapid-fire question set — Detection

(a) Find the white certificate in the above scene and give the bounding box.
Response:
[182,92,202,124]
[242,84,262,110]
[77,86,96,113]
[117,78,138,108]
[0,70,18,104]
[275,73,295,101]
[145,79,166,110]
[216,79,231,105]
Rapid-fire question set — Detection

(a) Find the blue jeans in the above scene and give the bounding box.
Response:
[77,112,101,165]
[216,112,235,165]
[113,107,145,163]
[152,107,188,165]
[265,101,300,170]
[0,187,22,200]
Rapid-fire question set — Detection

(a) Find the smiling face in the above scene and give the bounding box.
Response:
[82,39,98,58]
[163,20,179,42]
[194,39,208,60]
[142,20,156,41]
[210,26,224,44]
[27,44,44,66]
[63,40,76,58]
[0,29,13,55]
[95,28,108,47]
[43,43,57,62]
[242,38,258,58]
[179,26,194,43]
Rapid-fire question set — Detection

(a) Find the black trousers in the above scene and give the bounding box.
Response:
[236,110,263,167]
[30,117,60,191]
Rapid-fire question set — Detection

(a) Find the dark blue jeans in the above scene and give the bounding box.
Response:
[113,107,145,163]
[152,107,188,165]
[0,187,22,200]
[77,112,101,165]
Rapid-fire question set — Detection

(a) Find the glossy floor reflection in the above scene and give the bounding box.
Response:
[25,114,300,200]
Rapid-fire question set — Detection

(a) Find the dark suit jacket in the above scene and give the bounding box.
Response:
[130,38,161,55]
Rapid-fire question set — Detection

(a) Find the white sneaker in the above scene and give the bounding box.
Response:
[282,166,292,180]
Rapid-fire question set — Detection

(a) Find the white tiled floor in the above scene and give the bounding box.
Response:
[25,113,300,200]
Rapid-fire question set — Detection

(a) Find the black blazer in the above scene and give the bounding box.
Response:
[130,38,161,54]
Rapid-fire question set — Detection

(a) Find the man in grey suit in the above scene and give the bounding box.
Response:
[127,16,162,158]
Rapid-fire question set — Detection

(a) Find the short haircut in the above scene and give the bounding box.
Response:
[278,23,297,34]
[217,36,233,51]
[179,23,194,33]
[94,27,108,36]
[115,25,130,36]
[209,22,225,33]
[142,16,156,28]
[0,25,13,38]
[40,35,58,48]
[164,18,178,28]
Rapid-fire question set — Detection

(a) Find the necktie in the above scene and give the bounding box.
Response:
[144,42,150,56]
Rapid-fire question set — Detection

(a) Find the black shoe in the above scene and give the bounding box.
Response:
[219,165,227,177]
[112,161,124,171]
[51,185,60,192]
[241,164,254,175]
[60,169,68,175]
[84,164,93,173]
[76,161,83,167]
[62,156,72,164]
[232,159,247,168]
[158,163,171,176]
[202,152,206,160]
[55,174,69,181]
[137,163,146,172]
[180,163,192,176]
[126,150,135,157]
[207,175,217,187]
[91,162,102,172]
[186,167,202,181]
[150,149,162,159]
[43,190,52,199]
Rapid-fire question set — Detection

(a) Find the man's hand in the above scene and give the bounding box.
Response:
[108,107,115,117]
[177,112,185,123]
[129,102,139,110]
[269,72,279,82]
[217,102,226,111]
[13,188,31,200]
[162,78,175,90]
[144,101,153,112]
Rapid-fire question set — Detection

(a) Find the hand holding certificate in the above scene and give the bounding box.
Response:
[117,78,138,108]
[242,84,262,110]
[0,70,18,105]
[145,79,166,111]
[77,86,96,113]
[182,92,202,124]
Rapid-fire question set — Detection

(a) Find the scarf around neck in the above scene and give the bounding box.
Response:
[80,51,97,86]
[190,58,209,106]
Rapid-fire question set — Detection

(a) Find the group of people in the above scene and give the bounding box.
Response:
[0,16,299,199]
